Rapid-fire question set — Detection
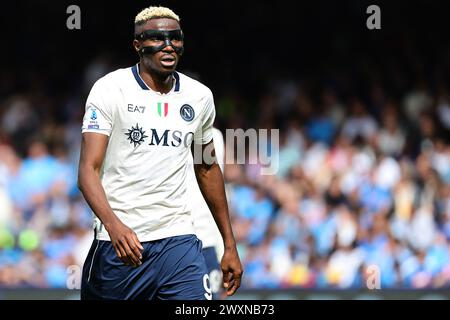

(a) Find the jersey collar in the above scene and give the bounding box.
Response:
[131,63,180,93]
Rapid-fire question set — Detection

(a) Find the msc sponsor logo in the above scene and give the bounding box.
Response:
[125,124,194,147]
[125,123,148,147]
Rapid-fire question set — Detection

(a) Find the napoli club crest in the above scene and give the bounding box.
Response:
[180,104,195,122]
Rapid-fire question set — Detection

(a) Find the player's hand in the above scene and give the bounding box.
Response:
[221,246,243,296]
[105,220,144,267]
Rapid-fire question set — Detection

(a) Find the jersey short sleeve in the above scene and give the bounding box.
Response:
[194,90,216,145]
[81,79,114,136]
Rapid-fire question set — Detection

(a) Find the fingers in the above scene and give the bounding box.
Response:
[222,270,230,290]
[113,242,132,266]
[226,278,236,295]
[108,222,144,267]
[224,271,242,296]
[120,237,142,267]
[221,251,243,296]
[222,259,243,296]
[228,271,242,296]
[133,233,144,251]
[113,232,143,267]
[131,233,144,257]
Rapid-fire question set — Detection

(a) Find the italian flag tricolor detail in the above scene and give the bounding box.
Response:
[157,102,169,117]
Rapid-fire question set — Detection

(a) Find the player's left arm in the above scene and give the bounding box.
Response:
[193,141,243,296]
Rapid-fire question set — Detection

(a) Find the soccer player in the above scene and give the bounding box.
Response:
[78,6,242,300]
[188,127,226,299]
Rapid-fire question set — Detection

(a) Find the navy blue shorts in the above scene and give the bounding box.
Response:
[81,234,210,300]
[202,246,222,300]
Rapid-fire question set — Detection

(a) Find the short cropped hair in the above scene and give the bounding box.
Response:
[135,6,180,26]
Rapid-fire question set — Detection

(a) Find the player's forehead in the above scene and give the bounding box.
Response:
[140,18,180,31]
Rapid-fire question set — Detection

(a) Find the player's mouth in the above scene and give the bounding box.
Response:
[160,55,176,68]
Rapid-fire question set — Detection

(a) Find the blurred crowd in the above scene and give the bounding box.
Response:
[1,51,450,290]
[0,58,109,288]
[222,80,450,289]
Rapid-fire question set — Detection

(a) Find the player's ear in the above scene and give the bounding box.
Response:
[133,39,141,53]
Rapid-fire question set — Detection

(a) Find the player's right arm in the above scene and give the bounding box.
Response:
[78,78,143,267]
[78,133,143,267]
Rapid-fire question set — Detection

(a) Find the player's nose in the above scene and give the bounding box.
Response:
[162,40,175,52]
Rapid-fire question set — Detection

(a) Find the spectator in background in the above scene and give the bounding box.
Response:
[342,98,378,144]
[306,105,336,146]
[403,79,432,126]
[376,102,406,157]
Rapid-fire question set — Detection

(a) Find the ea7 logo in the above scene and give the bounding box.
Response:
[128,104,146,113]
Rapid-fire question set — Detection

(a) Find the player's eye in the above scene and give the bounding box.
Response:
[149,37,164,42]
[170,38,183,46]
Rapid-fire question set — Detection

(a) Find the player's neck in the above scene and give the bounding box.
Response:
[139,63,174,94]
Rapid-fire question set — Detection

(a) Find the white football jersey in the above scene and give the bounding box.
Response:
[188,128,225,249]
[81,64,215,242]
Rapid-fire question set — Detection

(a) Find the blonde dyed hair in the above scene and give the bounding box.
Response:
[135,6,180,25]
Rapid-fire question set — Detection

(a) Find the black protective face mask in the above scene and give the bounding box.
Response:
[135,29,184,56]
